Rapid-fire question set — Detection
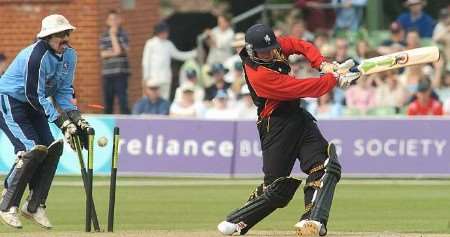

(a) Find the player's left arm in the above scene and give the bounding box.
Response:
[277,36,324,69]
[54,48,77,112]
[277,36,357,74]
[54,49,91,146]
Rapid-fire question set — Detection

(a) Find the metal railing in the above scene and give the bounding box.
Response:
[231,3,293,26]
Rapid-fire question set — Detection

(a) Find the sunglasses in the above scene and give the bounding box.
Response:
[52,30,72,38]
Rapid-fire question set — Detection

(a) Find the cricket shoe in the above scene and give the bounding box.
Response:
[295,220,327,236]
[21,201,52,229]
[0,207,22,228]
[218,221,242,235]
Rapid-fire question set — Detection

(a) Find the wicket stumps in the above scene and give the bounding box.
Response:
[73,135,100,232]
[86,128,95,232]
[108,127,120,232]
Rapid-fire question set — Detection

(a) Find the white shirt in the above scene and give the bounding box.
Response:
[206,27,234,64]
[444,98,450,115]
[142,36,196,84]
[224,54,242,83]
[235,101,257,120]
[203,107,237,120]
[170,102,204,118]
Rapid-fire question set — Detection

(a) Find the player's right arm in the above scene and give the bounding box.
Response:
[245,65,337,101]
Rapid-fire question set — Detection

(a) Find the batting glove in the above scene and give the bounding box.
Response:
[320,59,357,74]
[335,70,361,89]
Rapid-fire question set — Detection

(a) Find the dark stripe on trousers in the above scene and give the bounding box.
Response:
[8,96,54,147]
[25,40,48,114]
[0,97,26,153]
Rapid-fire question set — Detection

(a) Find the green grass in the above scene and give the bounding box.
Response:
[0,177,449,234]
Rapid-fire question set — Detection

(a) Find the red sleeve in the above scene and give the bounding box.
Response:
[407,103,418,116]
[432,101,444,115]
[277,36,325,69]
[245,65,336,101]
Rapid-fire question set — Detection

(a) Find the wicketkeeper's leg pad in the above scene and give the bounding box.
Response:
[0,145,47,211]
[27,139,63,212]
[226,177,301,235]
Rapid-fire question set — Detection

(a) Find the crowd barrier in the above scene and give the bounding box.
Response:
[0,116,448,177]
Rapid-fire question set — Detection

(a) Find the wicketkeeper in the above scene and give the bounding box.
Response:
[217,24,360,236]
[0,14,91,229]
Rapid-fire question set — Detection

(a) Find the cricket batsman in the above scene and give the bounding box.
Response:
[217,24,360,236]
[0,14,91,229]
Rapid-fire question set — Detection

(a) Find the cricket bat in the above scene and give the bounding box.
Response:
[344,46,440,75]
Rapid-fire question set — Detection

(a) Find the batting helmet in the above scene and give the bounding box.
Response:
[245,24,279,58]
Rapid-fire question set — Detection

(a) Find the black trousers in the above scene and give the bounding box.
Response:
[103,73,130,114]
[257,109,329,185]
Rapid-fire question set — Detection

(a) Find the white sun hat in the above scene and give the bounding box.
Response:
[37,14,76,38]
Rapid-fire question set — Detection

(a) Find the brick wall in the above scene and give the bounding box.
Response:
[0,0,159,113]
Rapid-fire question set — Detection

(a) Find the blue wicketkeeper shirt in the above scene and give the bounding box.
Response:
[0,40,77,122]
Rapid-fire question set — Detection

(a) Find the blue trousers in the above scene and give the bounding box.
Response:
[0,94,54,189]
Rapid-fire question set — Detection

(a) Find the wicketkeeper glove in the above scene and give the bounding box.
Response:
[55,113,78,150]
[67,110,91,150]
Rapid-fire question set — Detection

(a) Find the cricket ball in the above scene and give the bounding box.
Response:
[97,136,108,147]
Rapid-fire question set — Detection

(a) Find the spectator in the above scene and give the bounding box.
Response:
[100,10,130,114]
[405,29,421,49]
[235,86,257,120]
[333,0,367,33]
[373,70,408,112]
[432,9,450,69]
[142,21,197,100]
[314,91,343,118]
[345,76,376,115]
[170,83,204,118]
[132,80,170,115]
[333,38,351,105]
[335,37,350,63]
[399,65,425,93]
[289,55,319,78]
[295,0,336,33]
[444,98,450,115]
[206,14,234,65]
[174,69,204,103]
[396,0,435,38]
[320,43,337,61]
[407,77,443,116]
[289,19,314,42]
[434,69,450,106]
[224,32,245,84]
[203,90,236,120]
[229,61,246,99]
[204,63,232,101]
[0,53,6,76]
[355,39,372,63]
[377,21,406,55]
[313,30,330,49]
